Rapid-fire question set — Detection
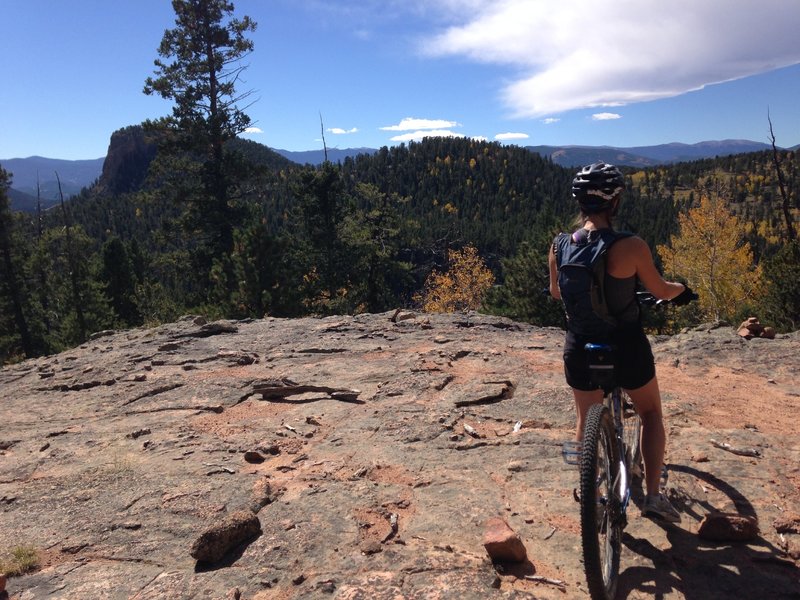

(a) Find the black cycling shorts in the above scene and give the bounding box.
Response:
[563,326,656,392]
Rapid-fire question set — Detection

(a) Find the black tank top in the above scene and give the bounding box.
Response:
[605,273,639,325]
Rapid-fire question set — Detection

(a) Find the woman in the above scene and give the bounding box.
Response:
[548,162,694,523]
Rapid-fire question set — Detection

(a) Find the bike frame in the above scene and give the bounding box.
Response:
[586,343,634,524]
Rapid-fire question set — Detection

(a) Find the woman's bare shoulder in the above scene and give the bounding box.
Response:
[614,234,649,252]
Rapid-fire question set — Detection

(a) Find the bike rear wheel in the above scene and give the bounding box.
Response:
[622,392,642,479]
[580,404,623,600]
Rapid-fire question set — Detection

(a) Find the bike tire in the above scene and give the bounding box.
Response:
[622,392,642,479]
[580,404,623,600]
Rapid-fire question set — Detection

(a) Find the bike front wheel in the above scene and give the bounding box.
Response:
[580,404,623,600]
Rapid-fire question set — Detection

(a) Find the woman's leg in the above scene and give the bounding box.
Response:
[624,376,665,496]
[573,388,604,442]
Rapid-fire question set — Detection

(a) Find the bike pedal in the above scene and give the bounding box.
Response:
[562,441,581,465]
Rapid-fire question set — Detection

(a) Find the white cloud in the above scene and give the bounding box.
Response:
[423,0,800,118]
[471,135,489,142]
[389,130,465,142]
[592,113,622,121]
[328,127,359,134]
[381,117,461,131]
[542,118,560,125]
[494,132,529,141]
[243,127,263,134]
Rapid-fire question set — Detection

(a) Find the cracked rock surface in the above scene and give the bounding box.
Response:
[1,312,798,599]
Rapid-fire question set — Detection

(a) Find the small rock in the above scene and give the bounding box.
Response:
[691,453,709,463]
[250,479,276,513]
[318,580,336,594]
[507,460,524,472]
[773,513,800,534]
[39,442,51,452]
[198,321,238,336]
[698,512,759,542]
[225,588,241,600]
[360,540,383,555]
[258,444,281,455]
[244,451,266,464]
[190,510,262,563]
[787,540,800,561]
[111,522,142,531]
[292,574,306,585]
[483,517,527,563]
[391,310,416,322]
[127,428,151,440]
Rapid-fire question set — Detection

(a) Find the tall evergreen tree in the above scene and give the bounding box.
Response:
[100,237,142,326]
[144,0,257,295]
[0,166,35,359]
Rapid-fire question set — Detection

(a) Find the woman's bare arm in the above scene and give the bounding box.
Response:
[548,244,561,299]
[631,237,685,300]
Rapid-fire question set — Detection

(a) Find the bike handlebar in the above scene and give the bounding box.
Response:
[636,290,699,306]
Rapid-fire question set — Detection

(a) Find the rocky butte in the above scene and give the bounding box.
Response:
[0,311,798,599]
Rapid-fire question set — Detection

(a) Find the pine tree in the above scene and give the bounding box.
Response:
[484,240,564,327]
[144,0,257,296]
[761,239,800,332]
[0,166,35,359]
[100,237,142,326]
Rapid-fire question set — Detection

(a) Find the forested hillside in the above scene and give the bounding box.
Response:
[1,131,798,363]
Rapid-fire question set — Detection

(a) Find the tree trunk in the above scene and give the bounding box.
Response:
[57,173,88,342]
[768,114,796,241]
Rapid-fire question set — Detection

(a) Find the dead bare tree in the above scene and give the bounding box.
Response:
[36,176,51,339]
[768,111,796,241]
[56,172,87,342]
[319,112,329,163]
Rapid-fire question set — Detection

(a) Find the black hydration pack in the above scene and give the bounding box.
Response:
[554,228,633,336]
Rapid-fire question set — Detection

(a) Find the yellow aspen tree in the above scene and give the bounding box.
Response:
[418,245,495,313]
[657,194,763,321]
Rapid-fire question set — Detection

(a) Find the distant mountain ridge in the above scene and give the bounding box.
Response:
[2,138,791,211]
[278,139,780,167]
[526,139,777,167]
[0,156,105,210]
[273,147,377,165]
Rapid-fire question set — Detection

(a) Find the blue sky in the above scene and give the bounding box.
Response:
[2,0,799,160]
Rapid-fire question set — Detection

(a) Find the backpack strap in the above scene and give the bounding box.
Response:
[553,232,571,269]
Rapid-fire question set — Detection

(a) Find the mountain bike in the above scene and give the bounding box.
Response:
[562,291,687,600]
